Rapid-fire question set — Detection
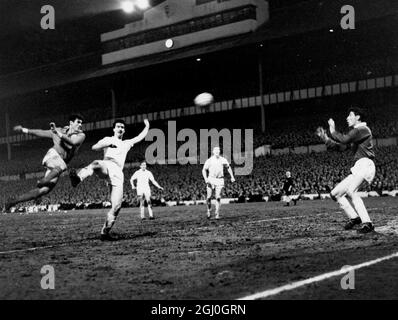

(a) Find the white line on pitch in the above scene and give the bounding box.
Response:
[0,245,61,255]
[246,215,308,224]
[237,250,398,300]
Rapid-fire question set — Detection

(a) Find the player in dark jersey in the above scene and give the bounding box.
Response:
[316,107,375,234]
[282,171,297,206]
[3,114,85,212]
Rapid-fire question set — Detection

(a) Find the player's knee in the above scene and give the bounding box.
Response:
[111,202,122,213]
[346,188,356,199]
[39,186,52,196]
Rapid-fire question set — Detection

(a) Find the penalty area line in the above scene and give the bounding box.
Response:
[237,250,398,300]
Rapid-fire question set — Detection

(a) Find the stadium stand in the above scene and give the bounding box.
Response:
[0,1,396,211]
[1,86,397,177]
[1,144,398,210]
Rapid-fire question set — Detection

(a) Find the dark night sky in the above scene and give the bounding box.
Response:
[0,0,166,74]
[0,0,121,36]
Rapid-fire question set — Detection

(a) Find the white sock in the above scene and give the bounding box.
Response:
[351,195,371,223]
[78,165,94,181]
[102,212,115,235]
[337,196,359,220]
[140,206,145,219]
[148,206,153,218]
[215,200,220,216]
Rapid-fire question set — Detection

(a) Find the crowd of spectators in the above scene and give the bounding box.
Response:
[1,145,397,210]
[1,88,397,176]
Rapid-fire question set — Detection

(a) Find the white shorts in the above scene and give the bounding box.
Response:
[98,160,124,189]
[350,158,376,184]
[42,148,67,172]
[207,177,224,189]
[137,188,151,199]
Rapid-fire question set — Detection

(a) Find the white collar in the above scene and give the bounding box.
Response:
[354,122,367,128]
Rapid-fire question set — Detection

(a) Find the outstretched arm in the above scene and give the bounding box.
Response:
[127,119,150,146]
[150,175,163,190]
[330,129,362,145]
[92,137,116,151]
[325,138,348,151]
[316,126,347,152]
[226,164,235,183]
[14,125,53,139]
[60,133,85,147]
[328,118,364,144]
[51,125,86,147]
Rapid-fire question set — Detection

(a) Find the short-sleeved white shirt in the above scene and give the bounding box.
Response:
[203,156,230,178]
[131,169,154,192]
[99,136,133,169]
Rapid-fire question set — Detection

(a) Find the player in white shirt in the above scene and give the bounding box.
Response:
[130,161,163,220]
[69,119,150,241]
[202,147,235,219]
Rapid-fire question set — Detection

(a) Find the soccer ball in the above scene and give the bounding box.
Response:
[194,92,214,107]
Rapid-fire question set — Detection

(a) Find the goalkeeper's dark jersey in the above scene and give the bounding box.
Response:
[326,122,375,162]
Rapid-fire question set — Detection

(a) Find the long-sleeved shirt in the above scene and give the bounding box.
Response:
[326,122,375,162]
[54,126,85,163]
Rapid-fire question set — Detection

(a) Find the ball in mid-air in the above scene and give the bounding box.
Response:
[194,92,214,107]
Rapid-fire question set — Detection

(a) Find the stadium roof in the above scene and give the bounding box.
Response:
[0,0,397,101]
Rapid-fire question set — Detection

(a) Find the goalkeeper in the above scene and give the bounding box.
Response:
[316,107,376,234]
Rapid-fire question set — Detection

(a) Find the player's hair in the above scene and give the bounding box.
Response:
[348,107,366,122]
[69,114,84,122]
[113,119,126,128]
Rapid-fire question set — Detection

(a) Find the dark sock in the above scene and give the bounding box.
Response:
[12,189,43,206]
